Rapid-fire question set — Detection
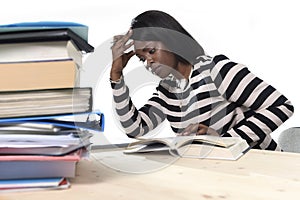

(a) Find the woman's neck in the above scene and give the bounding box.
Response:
[174,62,192,80]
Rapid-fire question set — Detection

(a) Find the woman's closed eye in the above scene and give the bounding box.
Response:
[149,48,156,54]
[136,48,156,65]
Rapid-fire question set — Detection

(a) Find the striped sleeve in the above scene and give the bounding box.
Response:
[111,76,166,138]
[211,55,294,147]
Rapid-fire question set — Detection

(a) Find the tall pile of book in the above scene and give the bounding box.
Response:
[0,22,104,192]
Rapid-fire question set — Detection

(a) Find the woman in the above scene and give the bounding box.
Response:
[110,10,294,150]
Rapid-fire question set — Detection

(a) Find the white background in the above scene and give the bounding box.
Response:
[2,0,299,144]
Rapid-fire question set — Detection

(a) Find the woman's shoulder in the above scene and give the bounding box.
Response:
[193,54,226,72]
[211,54,230,63]
[193,54,246,77]
[195,54,230,65]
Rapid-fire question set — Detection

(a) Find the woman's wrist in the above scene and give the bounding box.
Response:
[110,74,124,89]
[109,75,123,83]
[110,69,123,81]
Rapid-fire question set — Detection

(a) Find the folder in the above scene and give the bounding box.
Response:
[0,111,105,132]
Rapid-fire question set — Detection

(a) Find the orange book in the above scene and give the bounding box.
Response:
[0,59,78,91]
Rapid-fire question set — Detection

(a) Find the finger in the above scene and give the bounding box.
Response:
[180,124,198,136]
[119,29,133,44]
[124,40,134,50]
[181,127,197,136]
[113,35,123,40]
[180,127,192,136]
[196,124,208,135]
[126,50,135,59]
[182,131,191,136]
[191,124,199,133]
[197,128,207,135]
[124,29,133,40]
[177,130,189,136]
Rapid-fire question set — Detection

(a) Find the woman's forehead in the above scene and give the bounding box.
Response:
[133,41,166,51]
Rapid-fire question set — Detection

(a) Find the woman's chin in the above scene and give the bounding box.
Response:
[156,73,169,79]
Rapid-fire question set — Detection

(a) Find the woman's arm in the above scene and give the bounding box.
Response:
[111,76,166,138]
[110,30,165,137]
[211,55,294,148]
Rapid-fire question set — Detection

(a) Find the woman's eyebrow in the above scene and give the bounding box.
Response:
[142,46,151,52]
[135,43,155,54]
[142,43,155,52]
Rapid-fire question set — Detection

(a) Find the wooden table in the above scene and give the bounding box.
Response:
[1,149,300,200]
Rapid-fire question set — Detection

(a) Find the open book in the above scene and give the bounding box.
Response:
[124,135,250,160]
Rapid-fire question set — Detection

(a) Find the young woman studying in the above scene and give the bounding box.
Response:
[110,10,294,151]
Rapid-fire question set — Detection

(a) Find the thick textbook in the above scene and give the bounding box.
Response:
[0,149,83,179]
[124,135,250,160]
[0,59,79,91]
[0,28,94,53]
[0,87,92,118]
[0,40,83,65]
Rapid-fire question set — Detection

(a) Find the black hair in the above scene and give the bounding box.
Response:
[130,10,204,65]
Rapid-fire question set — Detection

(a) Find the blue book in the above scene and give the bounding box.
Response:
[0,21,89,41]
[0,28,94,52]
[0,111,105,132]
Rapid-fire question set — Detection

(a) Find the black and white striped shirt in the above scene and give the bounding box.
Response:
[111,55,294,150]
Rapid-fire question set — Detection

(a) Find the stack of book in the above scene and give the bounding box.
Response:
[0,22,103,192]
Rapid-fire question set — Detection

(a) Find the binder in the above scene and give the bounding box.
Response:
[0,111,105,132]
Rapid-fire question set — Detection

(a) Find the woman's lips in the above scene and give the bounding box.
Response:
[151,65,162,75]
[152,66,161,74]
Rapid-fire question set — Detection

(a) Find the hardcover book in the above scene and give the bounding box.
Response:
[0,87,93,118]
[0,40,83,65]
[0,28,94,53]
[0,149,83,179]
[0,21,89,40]
[0,21,89,41]
[0,59,79,91]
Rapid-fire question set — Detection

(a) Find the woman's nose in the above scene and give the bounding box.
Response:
[144,57,155,73]
[145,56,154,67]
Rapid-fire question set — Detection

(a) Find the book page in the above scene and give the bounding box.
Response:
[173,135,237,149]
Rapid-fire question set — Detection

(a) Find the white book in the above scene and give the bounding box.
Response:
[124,135,250,160]
[0,177,70,193]
[0,40,83,66]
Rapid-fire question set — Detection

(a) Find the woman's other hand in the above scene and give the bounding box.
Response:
[110,29,135,81]
[178,123,219,136]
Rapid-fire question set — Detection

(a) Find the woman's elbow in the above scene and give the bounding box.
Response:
[285,100,294,119]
